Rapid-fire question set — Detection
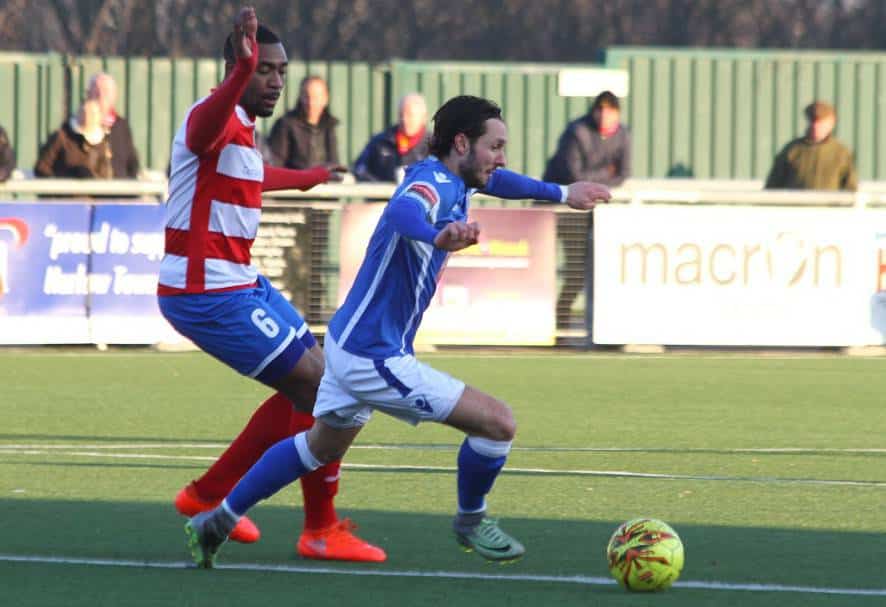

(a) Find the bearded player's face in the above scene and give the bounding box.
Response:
[460,118,508,189]
[241,42,287,118]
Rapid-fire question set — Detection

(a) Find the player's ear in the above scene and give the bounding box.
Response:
[454,133,469,156]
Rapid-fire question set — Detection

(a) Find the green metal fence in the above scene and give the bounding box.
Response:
[605,47,886,180]
[8,48,886,181]
[0,53,68,174]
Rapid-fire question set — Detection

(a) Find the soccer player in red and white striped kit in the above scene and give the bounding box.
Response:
[158,6,385,562]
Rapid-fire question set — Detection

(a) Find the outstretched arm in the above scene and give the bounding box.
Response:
[482,168,566,202]
[483,168,611,210]
[185,8,258,154]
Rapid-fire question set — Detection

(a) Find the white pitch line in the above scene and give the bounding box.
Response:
[1,442,886,455]
[0,554,884,597]
[1,447,884,488]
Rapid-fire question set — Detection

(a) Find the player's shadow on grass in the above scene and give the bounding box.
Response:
[0,497,882,596]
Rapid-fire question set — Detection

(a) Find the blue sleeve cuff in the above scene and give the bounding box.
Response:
[483,168,566,202]
[386,196,439,244]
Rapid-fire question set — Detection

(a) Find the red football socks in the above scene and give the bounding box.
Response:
[291,411,341,530]
[191,392,294,502]
[190,392,342,531]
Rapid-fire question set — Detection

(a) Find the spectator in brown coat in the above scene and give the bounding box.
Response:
[34,100,113,179]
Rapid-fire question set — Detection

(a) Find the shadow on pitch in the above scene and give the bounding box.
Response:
[0,496,881,598]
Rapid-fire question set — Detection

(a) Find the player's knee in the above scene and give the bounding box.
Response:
[487,402,516,442]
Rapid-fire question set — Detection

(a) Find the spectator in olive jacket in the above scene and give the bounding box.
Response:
[765,101,857,191]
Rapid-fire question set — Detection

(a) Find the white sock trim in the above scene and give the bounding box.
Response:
[220,499,242,521]
[467,436,512,458]
[294,431,321,471]
[457,499,487,515]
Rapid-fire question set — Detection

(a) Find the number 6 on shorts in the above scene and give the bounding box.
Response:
[251,308,280,338]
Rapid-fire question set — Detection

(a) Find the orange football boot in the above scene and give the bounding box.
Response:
[174,483,261,544]
[297,518,387,562]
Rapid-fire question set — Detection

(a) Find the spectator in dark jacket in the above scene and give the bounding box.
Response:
[543,90,631,187]
[267,75,339,169]
[0,126,14,182]
[86,73,140,178]
[542,91,631,343]
[34,100,113,179]
[353,93,429,182]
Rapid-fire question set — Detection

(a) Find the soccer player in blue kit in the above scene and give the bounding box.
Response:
[185,95,611,567]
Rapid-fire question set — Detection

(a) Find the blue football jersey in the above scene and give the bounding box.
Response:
[328,157,470,358]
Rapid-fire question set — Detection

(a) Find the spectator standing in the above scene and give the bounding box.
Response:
[353,93,429,182]
[267,75,339,169]
[542,90,631,344]
[86,73,140,178]
[0,126,14,182]
[765,101,857,191]
[34,100,113,179]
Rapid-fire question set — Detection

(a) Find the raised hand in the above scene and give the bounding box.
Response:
[565,181,612,211]
[433,221,480,252]
[233,6,258,61]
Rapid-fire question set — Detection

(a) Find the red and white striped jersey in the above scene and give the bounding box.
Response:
[158,101,264,295]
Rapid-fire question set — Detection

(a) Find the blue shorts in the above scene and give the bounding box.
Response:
[158,275,317,386]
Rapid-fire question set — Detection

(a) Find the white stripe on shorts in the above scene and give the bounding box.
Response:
[248,326,296,378]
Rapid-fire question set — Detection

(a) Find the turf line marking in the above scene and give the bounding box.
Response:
[2,442,886,456]
[0,554,884,596]
[1,448,884,487]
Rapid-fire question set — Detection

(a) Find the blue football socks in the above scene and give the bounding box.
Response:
[225,431,320,516]
[456,436,511,513]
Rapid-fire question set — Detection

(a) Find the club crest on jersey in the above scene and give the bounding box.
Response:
[403,181,440,209]
[433,171,451,183]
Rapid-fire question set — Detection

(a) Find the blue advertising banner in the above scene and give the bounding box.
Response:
[0,202,180,344]
[88,204,174,343]
[0,203,91,343]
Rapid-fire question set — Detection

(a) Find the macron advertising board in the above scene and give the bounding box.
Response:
[593,205,886,346]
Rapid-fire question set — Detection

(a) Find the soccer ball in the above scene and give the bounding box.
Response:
[606,518,684,592]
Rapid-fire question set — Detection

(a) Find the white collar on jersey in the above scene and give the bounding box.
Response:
[234,105,255,127]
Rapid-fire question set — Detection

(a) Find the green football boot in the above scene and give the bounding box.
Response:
[185,511,229,569]
[455,517,525,562]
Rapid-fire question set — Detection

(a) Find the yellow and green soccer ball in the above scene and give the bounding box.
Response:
[606,518,684,592]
